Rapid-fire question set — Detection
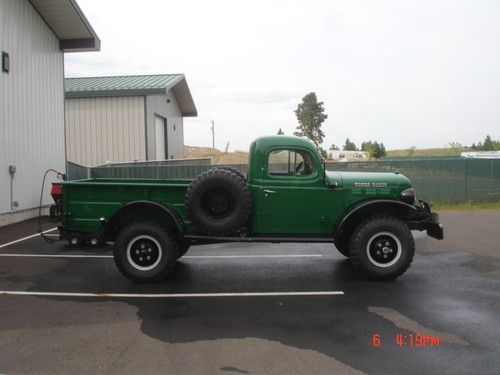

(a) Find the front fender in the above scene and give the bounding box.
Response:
[333,199,417,236]
[333,199,443,240]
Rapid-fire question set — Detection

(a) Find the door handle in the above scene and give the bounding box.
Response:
[264,189,276,195]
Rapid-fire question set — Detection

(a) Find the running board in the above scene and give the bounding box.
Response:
[184,235,335,244]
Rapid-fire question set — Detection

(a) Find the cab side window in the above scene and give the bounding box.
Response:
[268,149,314,176]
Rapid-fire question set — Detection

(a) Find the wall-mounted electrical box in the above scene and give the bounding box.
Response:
[8,165,16,175]
[2,52,10,73]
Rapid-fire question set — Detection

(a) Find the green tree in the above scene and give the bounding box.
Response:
[470,136,500,151]
[329,144,339,151]
[361,141,373,155]
[483,135,494,151]
[318,147,328,159]
[294,92,328,147]
[343,138,357,151]
[277,128,284,135]
[448,142,463,155]
[377,142,386,158]
[361,140,386,159]
[406,146,417,157]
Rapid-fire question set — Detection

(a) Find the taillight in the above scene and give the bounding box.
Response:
[51,183,62,203]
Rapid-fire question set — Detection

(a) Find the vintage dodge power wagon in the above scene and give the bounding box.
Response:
[58,135,443,282]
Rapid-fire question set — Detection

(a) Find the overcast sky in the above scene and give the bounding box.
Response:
[65,0,500,152]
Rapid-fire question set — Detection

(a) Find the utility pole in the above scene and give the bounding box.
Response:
[211,120,215,149]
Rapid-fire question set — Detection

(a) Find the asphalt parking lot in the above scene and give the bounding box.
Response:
[0,211,499,375]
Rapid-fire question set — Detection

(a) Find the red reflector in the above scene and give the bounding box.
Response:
[51,183,62,202]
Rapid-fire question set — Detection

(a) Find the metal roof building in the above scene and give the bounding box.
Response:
[64,74,197,166]
[0,0,99,226]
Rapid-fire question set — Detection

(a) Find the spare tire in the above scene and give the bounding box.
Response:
[185,168,252,235]
[217,166,246,181]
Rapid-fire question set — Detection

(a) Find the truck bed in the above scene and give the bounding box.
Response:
[61,178,193,234]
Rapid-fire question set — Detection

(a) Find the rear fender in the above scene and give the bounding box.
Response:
[106,200,184,240]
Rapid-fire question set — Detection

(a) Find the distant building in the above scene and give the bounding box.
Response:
[64,74,197,166]
[0,0,99,226]
[329,150,369,161]
[461,151,500,159]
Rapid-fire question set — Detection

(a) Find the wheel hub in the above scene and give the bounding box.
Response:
[366,232,402,268]
[201,187,236,220]
[126,235,162,271]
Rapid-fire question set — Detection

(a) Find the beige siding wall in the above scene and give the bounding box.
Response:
[65,96,146,166]
[145,93,184,160]
[0,0,65,216]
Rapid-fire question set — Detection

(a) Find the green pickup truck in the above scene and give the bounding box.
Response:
[58,135,443,282]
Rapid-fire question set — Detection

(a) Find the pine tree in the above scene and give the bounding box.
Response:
[294,92,328,147]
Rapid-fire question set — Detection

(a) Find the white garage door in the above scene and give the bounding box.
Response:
[155,115,166,160]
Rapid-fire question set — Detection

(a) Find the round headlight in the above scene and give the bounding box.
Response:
[401,188,415,204]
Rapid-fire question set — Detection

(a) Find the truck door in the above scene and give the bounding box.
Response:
[259,148,327,235]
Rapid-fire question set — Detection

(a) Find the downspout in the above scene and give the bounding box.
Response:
[8,165,17,211]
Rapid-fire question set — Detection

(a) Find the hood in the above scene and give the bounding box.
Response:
[325,171,412,190]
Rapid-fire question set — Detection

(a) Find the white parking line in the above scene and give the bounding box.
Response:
[0,290,344,298]
[0,228,57,249]
[0,253,323,259]
[0,253,112,258]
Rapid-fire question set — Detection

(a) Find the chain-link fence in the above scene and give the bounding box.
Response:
[329,158,500,203]
[66,158,500,204]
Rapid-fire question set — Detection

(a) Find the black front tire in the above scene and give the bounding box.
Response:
[114,222,178,283]
[350,216,415,280]
[334,237,350,257]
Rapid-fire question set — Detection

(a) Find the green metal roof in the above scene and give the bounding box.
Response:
[65,74,184,95]
[64,74,197,116]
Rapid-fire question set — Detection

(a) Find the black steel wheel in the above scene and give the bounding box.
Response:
[114,222,178,283]
[349,216,415,280]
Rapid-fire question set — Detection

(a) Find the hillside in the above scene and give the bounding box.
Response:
[386,148,462,157]
[185,145,464,163]
[184,146,249,164]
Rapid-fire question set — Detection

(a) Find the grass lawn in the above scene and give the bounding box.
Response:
[432,201,500,211]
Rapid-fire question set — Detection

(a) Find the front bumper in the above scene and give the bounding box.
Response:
[407,200,444,240]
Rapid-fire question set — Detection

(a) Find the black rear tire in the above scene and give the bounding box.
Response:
[350,216,415,280]
[185,168,252,235]
[177,238,190,259]
[114,222,178,283]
